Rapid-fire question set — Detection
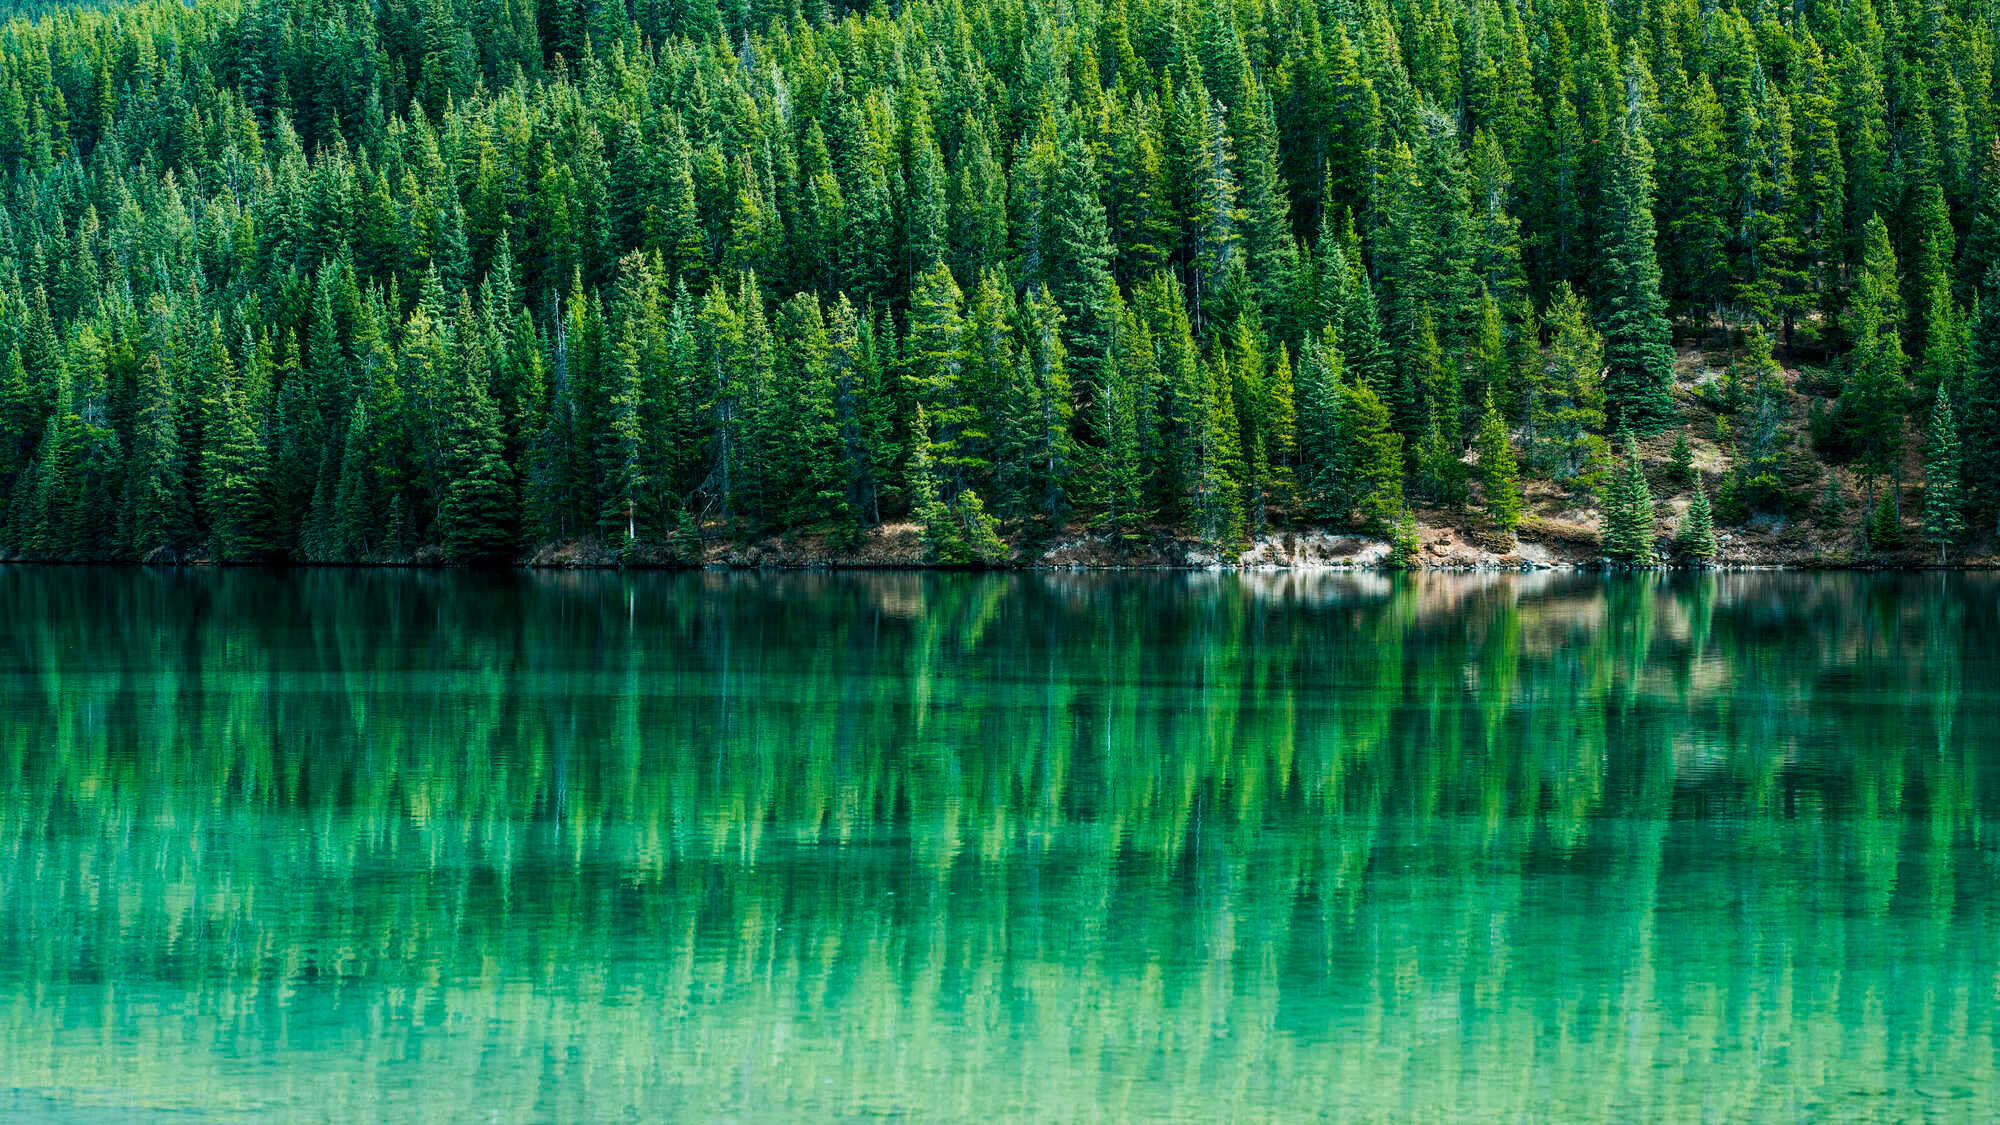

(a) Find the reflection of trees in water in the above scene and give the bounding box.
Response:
[0,570,1995,1118]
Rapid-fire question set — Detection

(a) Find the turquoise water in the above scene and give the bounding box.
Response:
[1,569,1996,1121]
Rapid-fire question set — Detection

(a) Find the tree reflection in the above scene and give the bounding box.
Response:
[0,569,1995,1119]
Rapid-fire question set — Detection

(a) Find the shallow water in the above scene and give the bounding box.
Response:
[1,568,1996,1121]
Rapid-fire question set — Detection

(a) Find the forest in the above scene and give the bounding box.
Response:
[0,0,1997,564]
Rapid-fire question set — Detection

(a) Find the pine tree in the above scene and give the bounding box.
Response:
[774,292,848,530]
[199,344,272,563]
[1837,216,1907,488]
[122,354,192,562]
[1961,267,2000,536]
[23,369,79,558]
[908,406,958,560]
[1528,285,1607,490]
[1097,300,1154,541]
[330,397,375,560]
[1596,114,1678,434]
[1346,378,1405,534]
[0,0,1993,567]
[1293,331,1351,522]
[1866,489,1905,551]
[1414,400,1468,508]
[906,263,981,492]
[1677,486,1718,564]
[1922,387,1965,562]
[1475,394,1524,540]
[909,406,1007,564]
[1601,431,1656,563]
[1667,429,1694,486]
[828,296,887,535]
[600,323,648,542]
[0,346,36,510]
[1017,286,1075,529]
[1963,138,2000,306]
[438,374,518,563]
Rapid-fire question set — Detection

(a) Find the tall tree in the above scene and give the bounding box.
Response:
[1596,111,1678,434]
[1922,386,1964,562]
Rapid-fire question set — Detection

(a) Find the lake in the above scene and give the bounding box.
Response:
[1,568,1996,1121]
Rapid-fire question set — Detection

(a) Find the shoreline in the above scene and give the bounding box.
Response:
[8,513,1996,575]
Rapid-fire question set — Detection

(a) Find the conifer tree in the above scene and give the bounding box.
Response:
[1667,430,1694,487]
[439,374,518,562]
[906,263,980,492]
[1096,301,1154,541]
[0,0,1992,566]
[1017,286,1075,528]
[199,347,272,562]
[1837,216,1907,494]
[1192,351,1246,551]
[1596,115,1678,434]
[329,398,374,560]
[1528,285,1607,489]
[827,296,886,535]
[1346,378,1405,534]
[1475,394,1524,540]
[774,292,847,529]
[1866,490,1905,551]
[1414,400,1468,508]
[1601,431,1656,563]
[23,370,79,558]
[1961,268,2000,536]
[1923,387,1965,562]
[1293,332,1351,523]
[1678,486,1718,564]
[122,354,192,562]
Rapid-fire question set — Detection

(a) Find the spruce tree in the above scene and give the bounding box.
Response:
[1414,400,1468,508]
[1529,285,1607,490]
[1677,486,1718,564]
[330,398,374,560]
[1667,430,1694,486]
[1475,394,1524,540]
[1602,431,1656,563]
[1346,378,1405,534]
[1867,490,1905,551]
[200,357,273,563]
[122,354,192,562]
[1923,387,1965,563]
[1962,268,2000,537]
[1596,116,1679,434]
[1838,217,1908,491]
[1293,332,1351,523]
[439,374,518,564]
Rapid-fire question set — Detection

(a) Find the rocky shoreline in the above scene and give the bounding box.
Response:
[511,519,1997,572]
[11,518,1995,572]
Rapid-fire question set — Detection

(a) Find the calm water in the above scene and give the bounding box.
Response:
[1,568,1997,1122]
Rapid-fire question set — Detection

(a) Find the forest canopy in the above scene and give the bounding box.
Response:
[0,0,1997,563]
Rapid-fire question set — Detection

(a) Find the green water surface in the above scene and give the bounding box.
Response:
[1,569,1996,1121]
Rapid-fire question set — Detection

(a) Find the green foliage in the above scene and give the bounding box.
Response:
[1677,487,1718,564]
[1832,218,1909,481]
[1346,379,1407,535]
[1867,491,1906,552]
[0,0,1984,563]
[1475,395,1524,540]
[1601,431,1657,564]
[1413,401,1469,509]
[1595,116,1678,435]
[1923,388,1965,562]
[438,375,518,564]
[1528,285,1607,492]
[1964,268,2000,538]
[1667,430,1694,487]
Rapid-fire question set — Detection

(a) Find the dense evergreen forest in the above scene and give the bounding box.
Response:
[0,0,1998,564]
